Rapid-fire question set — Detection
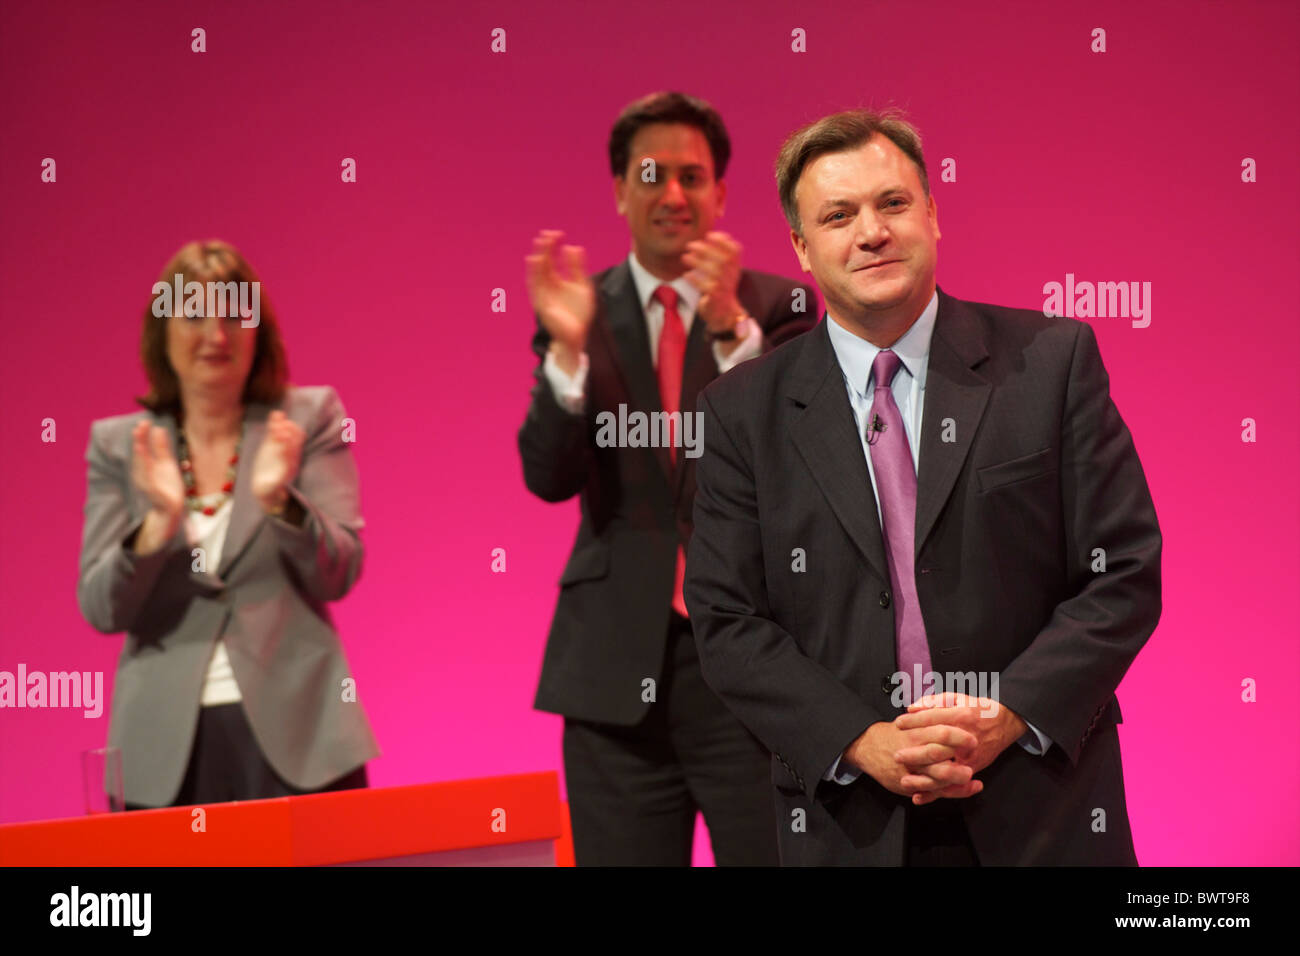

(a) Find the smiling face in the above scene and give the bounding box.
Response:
[165,311,258,401]
[613,122,726,279]
[789,134,940,338]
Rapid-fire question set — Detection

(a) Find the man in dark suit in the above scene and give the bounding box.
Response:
[686,108,1162,865]
[518,91,816,865]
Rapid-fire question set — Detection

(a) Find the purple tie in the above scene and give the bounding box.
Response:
[867,349,932,702]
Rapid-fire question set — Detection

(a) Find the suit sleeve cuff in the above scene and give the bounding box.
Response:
[119,513,189,571]
[108,514,190,612]
[265,484,317,542]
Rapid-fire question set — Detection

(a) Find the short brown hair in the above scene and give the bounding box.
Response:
[137,240,289,415]
[776,108,930,236]
[608,91,732,180]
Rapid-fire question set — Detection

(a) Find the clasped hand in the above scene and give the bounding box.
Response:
[851,692,1026,805]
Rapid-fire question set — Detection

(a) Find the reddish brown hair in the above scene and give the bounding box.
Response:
[136,240,289,415]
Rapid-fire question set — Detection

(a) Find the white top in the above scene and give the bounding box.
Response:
[184,493,242,706]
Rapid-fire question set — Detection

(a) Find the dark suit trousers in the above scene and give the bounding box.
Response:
[562,612,779,866]
[123,701,368,810]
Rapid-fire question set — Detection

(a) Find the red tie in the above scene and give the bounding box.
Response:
[653,284,689,618]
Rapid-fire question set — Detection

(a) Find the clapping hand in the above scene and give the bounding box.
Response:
[251,410,305,512]
[130,420,185,519]
[684,230,744,332]
[525,230,597,354]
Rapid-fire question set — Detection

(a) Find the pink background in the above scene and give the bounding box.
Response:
[1,0,1296,866]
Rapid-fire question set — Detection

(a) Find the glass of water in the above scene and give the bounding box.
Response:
[82,746,124,813]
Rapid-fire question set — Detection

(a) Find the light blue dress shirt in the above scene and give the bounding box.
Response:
[821,291,1052,785]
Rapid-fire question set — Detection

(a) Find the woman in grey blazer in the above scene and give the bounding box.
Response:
[78,240,380,809]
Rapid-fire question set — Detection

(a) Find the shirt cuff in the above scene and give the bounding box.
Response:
[543,348,588,414]
[712,318,763,373]
[1017,719,1053,756]
[823,752,862,785]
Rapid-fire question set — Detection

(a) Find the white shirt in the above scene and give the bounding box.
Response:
[184,493,242,706]
[826,292,937,528]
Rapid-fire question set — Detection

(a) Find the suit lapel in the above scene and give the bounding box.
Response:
[675,315,715,498]
[915,289,990,558]
[787,320,890,584]
[785,288,993,580]
[600,263,674,483]
[216,401,271,578]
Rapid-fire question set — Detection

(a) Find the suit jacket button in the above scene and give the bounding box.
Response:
[879,590,891,608]
[881,676,896,694]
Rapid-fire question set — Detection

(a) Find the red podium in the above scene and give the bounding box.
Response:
[0,772,573,867]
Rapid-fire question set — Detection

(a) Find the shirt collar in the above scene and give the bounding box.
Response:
[627,250,701,315]
[826,289,939,398]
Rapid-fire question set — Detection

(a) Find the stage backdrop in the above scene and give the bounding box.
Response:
[1,0,1296,866]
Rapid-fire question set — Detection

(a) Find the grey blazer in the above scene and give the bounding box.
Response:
[77,384,381,807]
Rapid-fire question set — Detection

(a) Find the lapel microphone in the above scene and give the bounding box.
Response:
[865,413,887,445]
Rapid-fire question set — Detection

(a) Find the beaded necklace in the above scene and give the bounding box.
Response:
[177,419,245,516]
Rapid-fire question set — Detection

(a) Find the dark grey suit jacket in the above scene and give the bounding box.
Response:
[686,287,1161,865]
[77,385,380,807]
[519,262,816,725]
